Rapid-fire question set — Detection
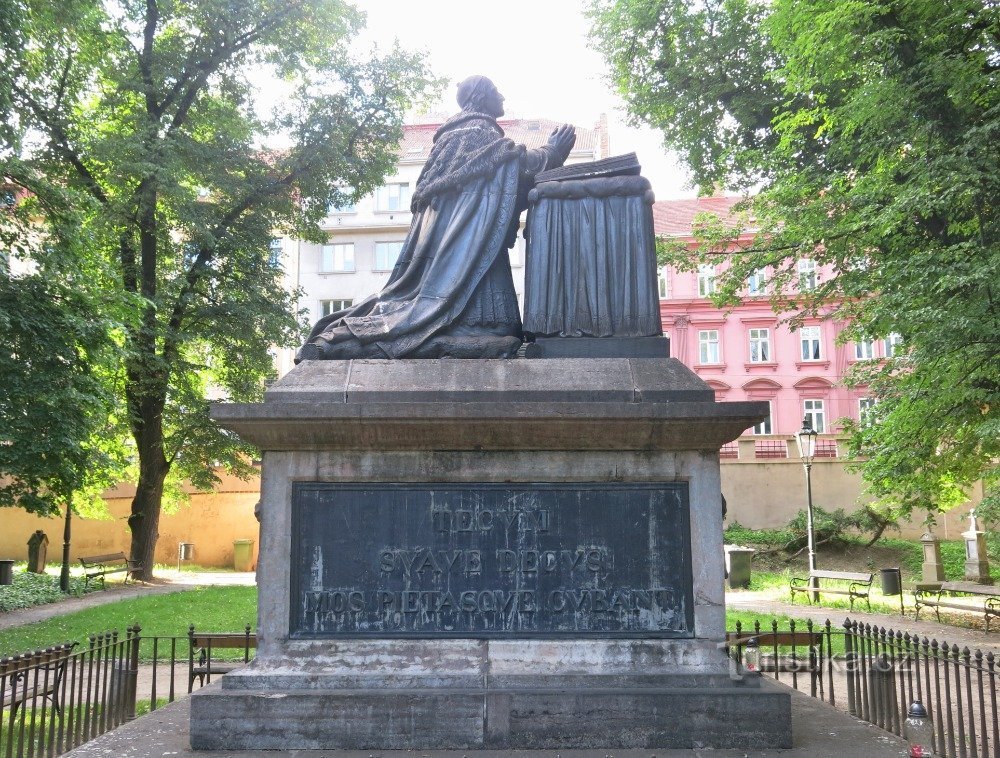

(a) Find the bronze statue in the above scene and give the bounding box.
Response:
[297,75,576,361]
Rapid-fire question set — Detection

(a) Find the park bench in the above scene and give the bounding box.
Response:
[913,582,1000,631]
[188,624,256,692]
[0,642,78,718]
[789,570,873,611]
[726,630,824,674]
[79,552,143,588]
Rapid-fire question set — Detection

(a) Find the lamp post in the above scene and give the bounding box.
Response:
[796,416,819,601]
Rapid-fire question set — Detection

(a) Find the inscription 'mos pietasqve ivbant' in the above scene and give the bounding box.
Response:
[290,483,693,638]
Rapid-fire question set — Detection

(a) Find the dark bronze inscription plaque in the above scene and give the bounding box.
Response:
[290,483,693,638]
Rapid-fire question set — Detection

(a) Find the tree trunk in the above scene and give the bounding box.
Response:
[127,381,170,581]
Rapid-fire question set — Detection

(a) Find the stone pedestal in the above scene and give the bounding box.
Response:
[193,358,790,750]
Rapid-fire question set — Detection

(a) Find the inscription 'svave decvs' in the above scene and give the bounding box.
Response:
[290,483,694,638]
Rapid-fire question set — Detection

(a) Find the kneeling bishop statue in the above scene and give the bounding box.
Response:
[297,75,576,361]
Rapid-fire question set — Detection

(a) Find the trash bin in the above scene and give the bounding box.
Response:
[27,530,49,573]
[233,539,255,572]
[0,559,14,585]
[880,567,902,596]
[724,545,755,589]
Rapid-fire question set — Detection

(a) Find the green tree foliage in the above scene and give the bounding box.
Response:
[590,0,1000,522]
[1,0,437,576]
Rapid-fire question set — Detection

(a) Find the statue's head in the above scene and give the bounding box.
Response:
[456,75,504,118]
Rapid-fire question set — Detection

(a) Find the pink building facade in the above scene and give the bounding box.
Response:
[653,197,896,448]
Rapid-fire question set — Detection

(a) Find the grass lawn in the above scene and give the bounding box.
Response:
[0,586,256,657]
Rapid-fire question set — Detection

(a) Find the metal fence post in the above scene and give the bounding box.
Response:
[126,625,141,721]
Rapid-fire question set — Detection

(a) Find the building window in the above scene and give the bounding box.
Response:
[321,243,355,272]
[376,183,411,212]
[698,329,720,364]
[747,268,766,295]
[854,339,875,360]
[799,325,822,361]
[803,399,826,433]
[268,238,282,268]
[320,299,353,317]
[797,259,818,291]
[697,264,716,297]
[328,199,356,214]
[748,328,771,363]
[658,268,671,299]
[751,401,773,435]
[883,333,903,357]
[859,397,876,425]
[374,241,404,271]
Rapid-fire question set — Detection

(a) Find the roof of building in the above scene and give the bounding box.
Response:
[399,117,602,159]
[651,195,747,236]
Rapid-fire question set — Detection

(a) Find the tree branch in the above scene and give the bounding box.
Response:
[12,86,108,205]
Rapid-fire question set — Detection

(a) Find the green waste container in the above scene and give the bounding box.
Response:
[233,539,255,572]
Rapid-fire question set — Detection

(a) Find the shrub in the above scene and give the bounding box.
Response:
[0,570,92,612]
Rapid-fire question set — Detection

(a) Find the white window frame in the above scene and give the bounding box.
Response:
[746,268,766,295]
[859,397,876,425]
[748,328,771,363]
[658,267,670,299]
[803,399,826,433]
[320,299,353,317]
[374,241,404,272]
[697,264,716,297]
[751,401,772,435]
[375,183,411,212]
[797,258,818,291]
[799,325,822,361]
[321,243,355,273]
[268,238,282,268]
[698,329,721,364]
[854,339,876,360]
[883,333,903,357]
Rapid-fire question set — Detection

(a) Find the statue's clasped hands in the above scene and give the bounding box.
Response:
[547,124,577,167]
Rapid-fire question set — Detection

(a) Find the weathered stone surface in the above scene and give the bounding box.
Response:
[189,679,792,750]
[198,357,784,751]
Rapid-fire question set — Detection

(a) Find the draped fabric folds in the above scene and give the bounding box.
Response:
[298,112,553,361]
[522,177,661,338]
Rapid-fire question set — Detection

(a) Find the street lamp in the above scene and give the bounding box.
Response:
[796,416,819,601]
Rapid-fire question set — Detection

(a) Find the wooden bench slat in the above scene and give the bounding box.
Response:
[914,583,999,630]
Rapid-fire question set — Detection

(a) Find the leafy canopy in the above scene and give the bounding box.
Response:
[0,0,438,544]
[590,0,1000,522]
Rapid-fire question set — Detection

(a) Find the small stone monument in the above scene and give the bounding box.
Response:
[962,511,993,585]
[26,530,48,573]
[920,531,946,583]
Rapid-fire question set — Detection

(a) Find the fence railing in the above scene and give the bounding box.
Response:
[728,617,999,758]
[2,618,995,757]
[0,625,255,758]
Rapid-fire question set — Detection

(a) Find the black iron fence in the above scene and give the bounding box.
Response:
[728,617,999,758]
[0,625,255,758]
[1,618,996,757]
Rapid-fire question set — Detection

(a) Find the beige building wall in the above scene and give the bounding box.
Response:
[0,474,260,569]
[721,437,983,539]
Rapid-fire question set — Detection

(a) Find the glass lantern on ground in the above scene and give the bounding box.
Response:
[904,700,935,757]
[743,636,761,676]
[795,417,819,601]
